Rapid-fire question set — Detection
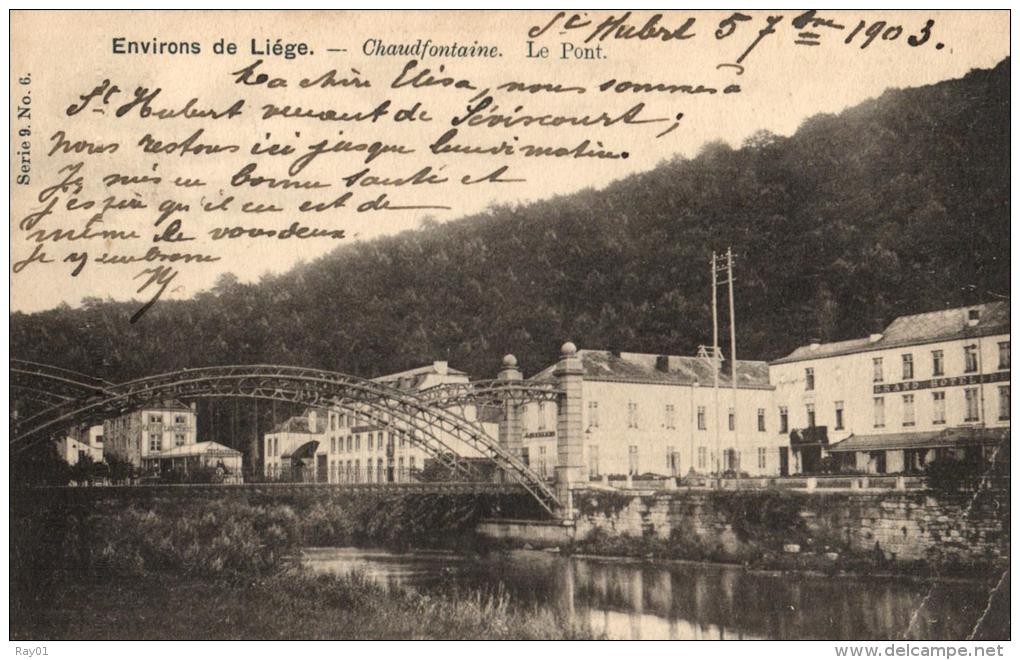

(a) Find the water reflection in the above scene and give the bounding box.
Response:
[303,547,1002,640]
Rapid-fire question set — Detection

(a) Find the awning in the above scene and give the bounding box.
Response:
[149,441,243,459]
[827,427,1009,453]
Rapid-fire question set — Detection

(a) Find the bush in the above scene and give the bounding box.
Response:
[924,458,984,494]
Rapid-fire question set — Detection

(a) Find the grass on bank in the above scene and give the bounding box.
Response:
[11,496,594,640]
[12,568,592,640]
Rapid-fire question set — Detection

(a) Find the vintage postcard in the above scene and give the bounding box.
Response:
[8,9,1011,646]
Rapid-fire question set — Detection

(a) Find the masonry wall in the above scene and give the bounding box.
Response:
[571,488,1009,566]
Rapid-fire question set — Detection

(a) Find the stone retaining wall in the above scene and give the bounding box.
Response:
[568,488,1009,565]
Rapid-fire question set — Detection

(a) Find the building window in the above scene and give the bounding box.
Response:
[902,354,914,380]
[728,407,735,431]
[538,402,547,431]
[409,456,416,472]
[331,415,337,431]
[667,446,680,475]
[757,409,766,432]
[964,345,979,373]
[964,387,980,422]
[149,414,162,425]
[368,434,374,451]
[779,407,789,434]
[806,403,816,428]
[902,394,915,427]
[588,445,599,478]
[627,402,639,429]
[697,406,706,430]
[834,401,844,430]
[932,350,944,377]
[757,447,767,470]
[149,433,162,452]
[665,404,676,430]
[697,446,707,470]
[174,433,186,447]
[805,368,815,391]
[873,397,885,428]
[174,415,186,425]
[628,445,640,476]
[873,357,884,383]
[932,391,946,424]
[999,342,1010,370]
[998,386,1010,420]
[354,435,360,451]
[587,401,599,428]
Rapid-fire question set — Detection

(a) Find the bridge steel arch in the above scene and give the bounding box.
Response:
[11,360,119,418]
[417,379,563,409]
[10,365,561,514]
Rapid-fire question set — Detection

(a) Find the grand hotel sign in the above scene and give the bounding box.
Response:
[874,370,1010,394]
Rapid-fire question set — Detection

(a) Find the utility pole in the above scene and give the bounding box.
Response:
[727,247,739,473]
[711,251,721,477]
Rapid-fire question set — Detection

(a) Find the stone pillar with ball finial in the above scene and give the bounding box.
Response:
[497,354,523,475]
[554,341,585,514]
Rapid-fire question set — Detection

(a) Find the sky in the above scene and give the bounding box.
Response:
[8,10,1010,313]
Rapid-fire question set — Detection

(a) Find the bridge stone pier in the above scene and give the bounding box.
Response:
[554,342,585,517]
[496,354,523,464]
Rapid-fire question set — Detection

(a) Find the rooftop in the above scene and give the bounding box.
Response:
[268,407,329,435]
[373,360,467,390]
[530,349,772,389]
[773,301,1010,365]
[827,427,1009,453]
[133,399,193,413]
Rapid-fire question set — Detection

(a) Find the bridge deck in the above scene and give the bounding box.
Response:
[14,481,531,499]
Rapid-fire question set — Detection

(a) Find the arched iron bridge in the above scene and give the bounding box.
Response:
[11,362,565,514]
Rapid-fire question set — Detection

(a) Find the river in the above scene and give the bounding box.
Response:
[304,547,1005,640]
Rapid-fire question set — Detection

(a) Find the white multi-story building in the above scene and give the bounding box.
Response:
[263,361,496,482]
[771,302,1010,474]
[102,399,243,481]
[103,399,198,467]
[525,350,783,479]
[58,425,104,465]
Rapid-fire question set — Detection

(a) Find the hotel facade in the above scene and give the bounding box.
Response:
[771,302,1009,474]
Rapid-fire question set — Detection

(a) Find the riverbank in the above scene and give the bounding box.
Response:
[13,569,594,640]
[10,495,593,640]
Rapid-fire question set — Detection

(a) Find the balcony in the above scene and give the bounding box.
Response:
[789,425,829,447]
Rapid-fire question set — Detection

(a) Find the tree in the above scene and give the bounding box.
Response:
[104,454,135,484]
[70,453,99,485]
[11,441,71,487]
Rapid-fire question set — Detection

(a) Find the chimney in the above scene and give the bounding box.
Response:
[433,360,448,375]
